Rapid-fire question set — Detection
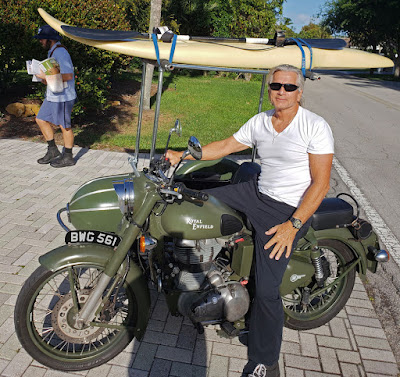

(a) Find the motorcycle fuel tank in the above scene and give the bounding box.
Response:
[67,174,129,233]
[155,195,244,239]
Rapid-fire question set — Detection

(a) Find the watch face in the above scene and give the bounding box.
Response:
[291,217,302,229]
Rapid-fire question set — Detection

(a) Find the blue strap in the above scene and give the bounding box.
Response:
[291,38,306,77]
[169,34,178,63]
[152,33,178,65]
[151,33,161,65]
[297,38,313,70]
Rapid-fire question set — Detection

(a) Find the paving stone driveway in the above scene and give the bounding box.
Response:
[0,139,398,377]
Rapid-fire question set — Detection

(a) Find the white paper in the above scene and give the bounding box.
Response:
[26,59,42,75]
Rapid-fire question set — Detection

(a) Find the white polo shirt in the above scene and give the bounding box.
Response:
[233,106,334,207]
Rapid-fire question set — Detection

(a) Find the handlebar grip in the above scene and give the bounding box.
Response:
[182,188,209,201]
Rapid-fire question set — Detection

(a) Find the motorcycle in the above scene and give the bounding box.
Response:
[14,125,389,371]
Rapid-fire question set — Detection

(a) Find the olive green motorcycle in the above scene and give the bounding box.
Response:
[14,133,388,371]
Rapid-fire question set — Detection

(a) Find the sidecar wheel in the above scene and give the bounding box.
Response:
[283,240,356,330]
[14,265,138,371]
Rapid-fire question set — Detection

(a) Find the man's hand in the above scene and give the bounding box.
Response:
[264,221,298,260]
[165,149,185,166]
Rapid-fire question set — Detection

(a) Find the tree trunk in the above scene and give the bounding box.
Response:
[143,0,162,110]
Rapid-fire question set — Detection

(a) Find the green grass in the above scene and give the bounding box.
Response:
[93,72,273,152]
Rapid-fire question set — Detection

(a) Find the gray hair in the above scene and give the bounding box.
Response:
[267,64,305,106]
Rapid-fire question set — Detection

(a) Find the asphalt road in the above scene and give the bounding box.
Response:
[303,71,400,247]
[302,71,400,365]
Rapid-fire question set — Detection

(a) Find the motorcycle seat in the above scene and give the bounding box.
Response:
[311,198,354,231]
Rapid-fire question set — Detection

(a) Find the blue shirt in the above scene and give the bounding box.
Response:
[46,42,76,102]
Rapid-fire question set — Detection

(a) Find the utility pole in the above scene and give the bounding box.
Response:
[143,0,162,110]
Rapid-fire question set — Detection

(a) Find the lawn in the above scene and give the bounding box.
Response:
[85,71,273,152]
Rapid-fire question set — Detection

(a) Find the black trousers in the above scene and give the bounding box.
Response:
[207,177,310,366]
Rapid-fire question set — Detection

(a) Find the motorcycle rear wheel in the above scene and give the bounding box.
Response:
[14,265,138,371]
[283,240,356,330]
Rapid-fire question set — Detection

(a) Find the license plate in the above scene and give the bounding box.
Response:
[65,230,121,248]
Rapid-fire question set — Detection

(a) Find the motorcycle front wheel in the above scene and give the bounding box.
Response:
[283,240,356,330]
[14,265,138,371]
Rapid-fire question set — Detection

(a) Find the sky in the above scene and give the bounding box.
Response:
[282,0,328,32]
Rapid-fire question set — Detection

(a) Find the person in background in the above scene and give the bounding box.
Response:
[166,64,334,377]
[34,25,76,168]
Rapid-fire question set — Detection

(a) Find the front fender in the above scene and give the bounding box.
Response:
[39,244,150,340]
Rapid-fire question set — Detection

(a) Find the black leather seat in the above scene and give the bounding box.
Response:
[311,197,354,230]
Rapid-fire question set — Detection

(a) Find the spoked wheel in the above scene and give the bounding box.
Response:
[283,240,356,330]
[14,265,137,371]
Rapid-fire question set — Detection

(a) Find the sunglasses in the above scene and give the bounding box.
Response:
[269,83,299,92]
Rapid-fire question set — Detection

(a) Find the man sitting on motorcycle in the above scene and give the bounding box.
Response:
[166,64,334,377]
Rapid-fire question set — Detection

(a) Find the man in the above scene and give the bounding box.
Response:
[34,25,77,168]
[166,64,334,377]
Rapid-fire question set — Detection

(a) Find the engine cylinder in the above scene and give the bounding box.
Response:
[173,239,221,290]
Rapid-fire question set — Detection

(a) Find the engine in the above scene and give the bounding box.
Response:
[170,238,250,325]
[173,238,221,290]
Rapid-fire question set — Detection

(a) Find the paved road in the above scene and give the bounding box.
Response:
[303,71,400,368]
[0,139,399,376]
[304,72,400,260]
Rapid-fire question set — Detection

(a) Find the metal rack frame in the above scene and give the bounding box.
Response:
[134,60,270,165]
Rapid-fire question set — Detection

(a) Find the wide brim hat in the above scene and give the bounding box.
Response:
[33,25,62,41]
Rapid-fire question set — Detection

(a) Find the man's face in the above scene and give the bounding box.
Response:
[268,71,303,112]
[39,39,52,49]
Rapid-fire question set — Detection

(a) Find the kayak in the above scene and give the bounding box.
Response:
[38,8,394,70]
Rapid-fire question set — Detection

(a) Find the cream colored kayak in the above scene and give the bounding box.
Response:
[39,8,393,70]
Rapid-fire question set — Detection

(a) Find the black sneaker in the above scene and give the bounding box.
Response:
[50,153,76,168]
[37,147,61,164]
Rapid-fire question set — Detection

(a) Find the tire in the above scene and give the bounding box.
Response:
[283,240,356,330]
[14,265,138,371]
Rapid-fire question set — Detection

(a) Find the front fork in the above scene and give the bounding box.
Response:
[75,191,158,329]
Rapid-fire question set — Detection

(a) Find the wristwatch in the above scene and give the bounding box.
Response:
[290,217,303,230]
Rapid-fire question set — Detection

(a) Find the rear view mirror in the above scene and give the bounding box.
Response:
[182,136,202,160]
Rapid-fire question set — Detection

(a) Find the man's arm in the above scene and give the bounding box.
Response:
[166,135,249,165]
[35,72,73,84]
[265,153,333,260]
[62,73,73,82]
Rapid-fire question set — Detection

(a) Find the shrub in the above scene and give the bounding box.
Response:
[0,0,132,109]
[73,69,112,117]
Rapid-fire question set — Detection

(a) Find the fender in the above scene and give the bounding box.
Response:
[313,228,376,277]
[39,243,150,340]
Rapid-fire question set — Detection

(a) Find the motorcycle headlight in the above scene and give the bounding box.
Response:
[113,178,134,216]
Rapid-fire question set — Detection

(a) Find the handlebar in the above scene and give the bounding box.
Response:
[180,186,209,202]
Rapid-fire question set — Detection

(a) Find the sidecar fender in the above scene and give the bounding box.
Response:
[39,244,150,341]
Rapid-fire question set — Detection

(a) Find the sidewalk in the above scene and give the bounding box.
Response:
[0,138,398,377]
